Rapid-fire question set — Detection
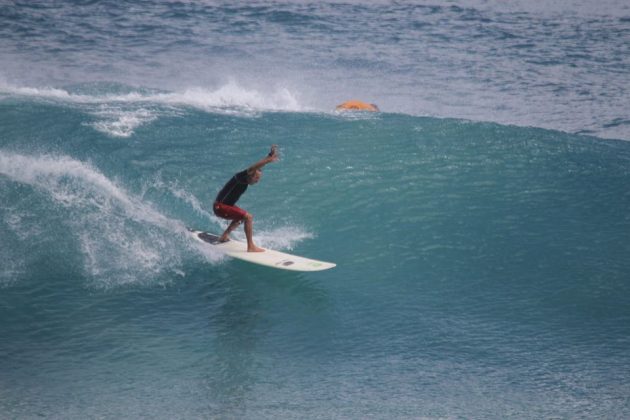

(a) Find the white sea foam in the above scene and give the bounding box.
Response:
[2,81,301,111]
[89,107,158,138]
[0,79,306,137]
[0,151,226,286]
[165,81,303,112]
[0,80,303,111]
[232,225,314,251]
[146,177,217,223]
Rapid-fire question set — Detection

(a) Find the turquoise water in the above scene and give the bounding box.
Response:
[2,1,630,418]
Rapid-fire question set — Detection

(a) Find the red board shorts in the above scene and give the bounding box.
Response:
[213,201,247,221]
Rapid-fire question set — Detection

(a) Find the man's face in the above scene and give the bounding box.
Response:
[248,170,262,184]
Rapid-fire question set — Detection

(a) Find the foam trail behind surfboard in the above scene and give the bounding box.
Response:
[189,229,335,272]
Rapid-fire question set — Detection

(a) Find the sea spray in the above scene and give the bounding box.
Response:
[0,151,208,286]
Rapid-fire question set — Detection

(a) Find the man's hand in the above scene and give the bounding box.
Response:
[267,144,279,162]
[248,145,280,175]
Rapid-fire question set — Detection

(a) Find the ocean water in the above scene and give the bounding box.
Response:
[1,1,630,418]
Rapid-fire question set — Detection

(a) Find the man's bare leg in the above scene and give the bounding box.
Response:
[244,213,264,252]
[219,219,241,242]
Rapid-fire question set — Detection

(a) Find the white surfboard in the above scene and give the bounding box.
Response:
[189,229,336,272]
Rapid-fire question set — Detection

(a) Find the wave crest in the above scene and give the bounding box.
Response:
[0,80,305,137]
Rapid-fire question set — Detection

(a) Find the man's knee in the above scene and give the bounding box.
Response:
[244,213,253,222]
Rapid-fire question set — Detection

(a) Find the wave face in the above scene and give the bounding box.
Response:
[2,92,630,418]
[1,0,629,139]
[1,2,630,418]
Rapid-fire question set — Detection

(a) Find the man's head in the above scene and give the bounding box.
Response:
[247,169,262,184]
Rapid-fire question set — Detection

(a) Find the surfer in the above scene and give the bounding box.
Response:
[213,145,279,252]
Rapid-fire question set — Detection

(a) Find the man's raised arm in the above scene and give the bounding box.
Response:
[247,145,279,176]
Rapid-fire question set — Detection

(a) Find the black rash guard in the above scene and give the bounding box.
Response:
[215,170,249,206]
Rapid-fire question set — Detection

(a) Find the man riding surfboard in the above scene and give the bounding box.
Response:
[213,145,279,252]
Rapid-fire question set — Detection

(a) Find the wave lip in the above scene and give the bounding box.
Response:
[0,80,304,111]
[164,81,304,113]
[0,80,306,137]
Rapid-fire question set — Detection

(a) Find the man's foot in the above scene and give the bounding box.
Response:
[247,245,265,253]
[219,235,230,243]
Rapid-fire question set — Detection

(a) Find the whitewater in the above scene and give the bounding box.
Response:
[1,1,629,418]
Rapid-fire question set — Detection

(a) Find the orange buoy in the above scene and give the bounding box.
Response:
[336,100,380,112]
